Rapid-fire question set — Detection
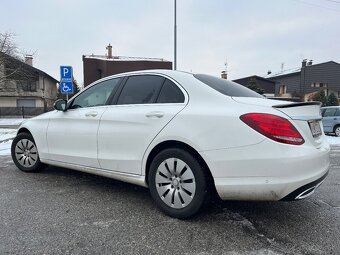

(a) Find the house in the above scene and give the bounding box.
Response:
[266,60,340,101]
[83,44,172,86]
[233,75,276,97]
[0,53,58,112]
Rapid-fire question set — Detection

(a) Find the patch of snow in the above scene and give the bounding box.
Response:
[0,128,16,156]
[326,135,340,146]
[0,140,12,156]
[0,129,17,142]
[0,118,25,126]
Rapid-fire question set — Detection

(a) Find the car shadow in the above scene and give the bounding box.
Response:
[38,165,321,223]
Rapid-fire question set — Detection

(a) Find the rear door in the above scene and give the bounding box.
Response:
[322,108,337,133]
[97,74,188,175]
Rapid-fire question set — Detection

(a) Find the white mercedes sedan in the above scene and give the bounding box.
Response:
[11,70,330,218]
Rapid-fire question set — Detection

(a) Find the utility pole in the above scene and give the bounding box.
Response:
[174,0,177,70]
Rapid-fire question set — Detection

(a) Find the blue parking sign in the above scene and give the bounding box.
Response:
[60,81,73,94]
[60,66,73,94]
[60,66,72,80]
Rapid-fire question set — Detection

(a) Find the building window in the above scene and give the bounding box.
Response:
[311,82,327,88]
[279,85,287,94]
[17,80,37,92]
[98,69,103,79]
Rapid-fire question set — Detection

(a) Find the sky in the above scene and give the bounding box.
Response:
[1,0,340,86]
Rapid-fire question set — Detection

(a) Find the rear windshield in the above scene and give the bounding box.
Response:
[194,74,263,98]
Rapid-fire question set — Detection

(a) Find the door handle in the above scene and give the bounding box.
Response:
[146,111,164,118]
[85,111,98,117]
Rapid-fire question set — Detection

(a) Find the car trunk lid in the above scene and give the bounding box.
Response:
[232,97,324,148]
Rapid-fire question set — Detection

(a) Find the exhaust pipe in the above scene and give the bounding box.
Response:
[295,180,325,200]
[281,172,328,201]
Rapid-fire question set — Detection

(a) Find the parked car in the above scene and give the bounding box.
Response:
[321,106,340,137]
[11,70,330,218]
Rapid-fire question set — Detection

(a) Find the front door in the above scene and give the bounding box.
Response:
[46,77,122,168]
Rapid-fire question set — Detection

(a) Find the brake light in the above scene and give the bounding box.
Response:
[240,113,304,145]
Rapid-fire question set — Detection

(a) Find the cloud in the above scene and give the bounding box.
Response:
[0,0,339,84]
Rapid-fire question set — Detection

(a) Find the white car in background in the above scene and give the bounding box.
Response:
[11,70,330,218]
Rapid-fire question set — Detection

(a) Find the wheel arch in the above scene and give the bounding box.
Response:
[144,140,216,193]
[334,124,340,135]
[17,127,32,135]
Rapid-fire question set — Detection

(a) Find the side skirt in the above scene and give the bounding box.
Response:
[41,159,148,188]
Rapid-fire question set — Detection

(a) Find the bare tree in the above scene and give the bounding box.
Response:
[0,32,36,84]
[0,32,21,58]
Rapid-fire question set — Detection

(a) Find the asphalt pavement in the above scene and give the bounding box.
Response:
[0,149,339,255]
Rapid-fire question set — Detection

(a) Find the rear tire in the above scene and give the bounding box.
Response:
[334,125,340,137]
[148,148,208,219]
[11,132,46,172]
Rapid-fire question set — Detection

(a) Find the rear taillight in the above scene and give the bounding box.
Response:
[240,113,304,145]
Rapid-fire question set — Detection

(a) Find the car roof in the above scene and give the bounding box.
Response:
[321,106,340,109]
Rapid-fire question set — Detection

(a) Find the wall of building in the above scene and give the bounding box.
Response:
[83,57,173,86]
[233,76,276,94]
[40,76,58,106]
[303,62,340,96]
[271,73,301,96]
[0,75,57,107]
[0,97,45,107]
[0,97,17,107]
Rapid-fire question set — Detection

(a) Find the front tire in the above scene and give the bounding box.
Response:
[11,132,46,172]
[148,148,208,219]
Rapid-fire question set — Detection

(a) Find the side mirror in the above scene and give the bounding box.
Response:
[54,99,67,111]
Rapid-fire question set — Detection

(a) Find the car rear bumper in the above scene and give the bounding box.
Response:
[280,170,328,201]
[202,138,330,201]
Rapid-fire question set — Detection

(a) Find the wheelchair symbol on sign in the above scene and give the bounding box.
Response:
[62,83,72,93]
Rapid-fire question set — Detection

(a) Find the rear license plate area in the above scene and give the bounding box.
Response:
[308,120,322,137]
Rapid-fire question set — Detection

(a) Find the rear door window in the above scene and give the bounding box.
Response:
[117,75,165,105]
[335,108,340,116]
[156,79,185,103]
[194,74,263,98]
[323,108,337,117]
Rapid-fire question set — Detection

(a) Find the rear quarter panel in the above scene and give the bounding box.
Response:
[141,94,286,175]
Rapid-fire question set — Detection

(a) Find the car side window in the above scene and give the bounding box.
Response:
[335,109,340,116]
[70,78,121,109]
[156,79,185,103]
[323,108,337,117]
[117,75,164,105]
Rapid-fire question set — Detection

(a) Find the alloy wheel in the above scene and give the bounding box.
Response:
[14,139,38,168]
[335,127,340,137]
[155,157,196,208]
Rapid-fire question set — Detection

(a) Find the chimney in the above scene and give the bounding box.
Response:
[307,60,313,66]
[302,59,307,68]
[106,44,112,59]
[267,70,272,75]
[221,70,227,79]
[25,55,33,66]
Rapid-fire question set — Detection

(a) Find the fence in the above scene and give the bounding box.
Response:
[0,107,53,118]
